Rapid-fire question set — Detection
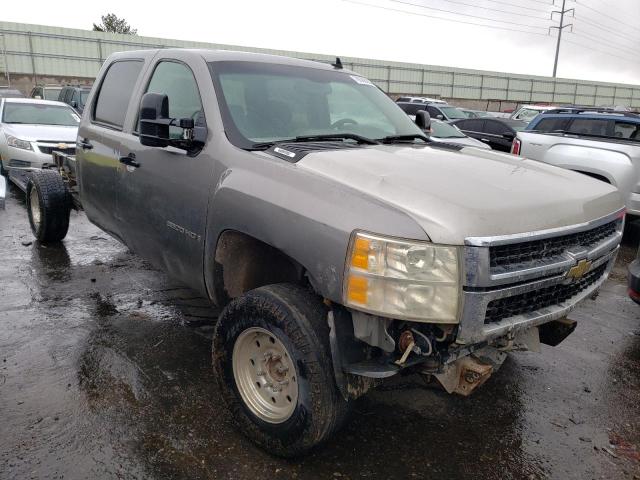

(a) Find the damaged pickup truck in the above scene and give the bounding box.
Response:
[26,49,625,456]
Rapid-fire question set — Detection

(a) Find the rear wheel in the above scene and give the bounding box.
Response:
[26,170,70,243]
[212,284,350,457]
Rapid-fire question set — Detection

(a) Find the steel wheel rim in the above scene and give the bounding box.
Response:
[30,187,41,228]
[232,327,298,424]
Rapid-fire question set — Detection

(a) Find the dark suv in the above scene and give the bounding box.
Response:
[526,107,640,141]
[58,85,92,114]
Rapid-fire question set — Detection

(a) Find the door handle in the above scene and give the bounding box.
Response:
[480,138,490,142]
[78,139,93,150]
[119,154,140,168]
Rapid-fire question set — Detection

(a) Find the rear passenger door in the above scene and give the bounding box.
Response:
[77,58,147,240]
[456,119,486,142]
[483,120,513,151]
[116,55,215,288]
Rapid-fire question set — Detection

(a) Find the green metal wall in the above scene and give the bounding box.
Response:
[1,21,639,107]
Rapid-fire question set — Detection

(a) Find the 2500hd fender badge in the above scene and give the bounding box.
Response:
[167,220,201,241]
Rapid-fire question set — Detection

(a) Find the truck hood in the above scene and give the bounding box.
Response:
[296,144,623,245]
[2,124,78,142]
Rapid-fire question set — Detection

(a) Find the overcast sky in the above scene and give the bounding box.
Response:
[5,0,640,84]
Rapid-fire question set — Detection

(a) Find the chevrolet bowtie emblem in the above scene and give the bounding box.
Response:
[56,143,68,149]
[567,259,592,280]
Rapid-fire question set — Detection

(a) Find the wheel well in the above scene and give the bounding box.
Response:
[213,230,306,306]
[574,170,611,184]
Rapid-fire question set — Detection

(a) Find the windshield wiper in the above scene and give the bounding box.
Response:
[293,133,379,144]
[378,134,430,144]
[249,133,379,150]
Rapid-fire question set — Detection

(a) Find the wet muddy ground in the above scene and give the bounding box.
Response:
[1,183,639,480]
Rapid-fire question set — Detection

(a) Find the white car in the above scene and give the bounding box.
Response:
[0,98,79,190]
[509,105,557,123]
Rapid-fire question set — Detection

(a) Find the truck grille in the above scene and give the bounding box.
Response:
[490,220,617,270]
[484,263,607,324]
[38,146,76,155]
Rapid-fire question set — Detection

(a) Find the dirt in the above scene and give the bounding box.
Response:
[1,183,639,479]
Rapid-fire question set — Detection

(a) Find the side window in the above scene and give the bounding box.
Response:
[613,121,640,140]
[485,120,509,135]
[64,89,73,103]
[144,61,203,139]
[454,120,469,130]
[426,106,441,118]
[93,60,144,129]
[567,118,610,137]
[532,117,570,132]
[461,119,485,131]
[398,103,423,115]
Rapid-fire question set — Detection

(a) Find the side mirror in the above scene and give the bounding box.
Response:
[436,114,444,120]
[415,110,431,131]
[71,100,78,108]
[139,93,171,148]
[139,92,207,150]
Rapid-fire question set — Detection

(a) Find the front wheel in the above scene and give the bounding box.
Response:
[212,284,349,457]
[26,170,70,243]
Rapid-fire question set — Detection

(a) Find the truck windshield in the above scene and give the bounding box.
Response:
[2,103,79,126]
[209,61,424,149]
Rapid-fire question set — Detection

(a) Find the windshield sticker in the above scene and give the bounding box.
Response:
[350,75,375,86]
[274,147,296,158]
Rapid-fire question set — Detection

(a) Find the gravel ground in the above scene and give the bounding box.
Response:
[1,183,639,480]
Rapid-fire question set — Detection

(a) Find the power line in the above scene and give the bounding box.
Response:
[343,0,552,35]
[570,32,637,55]
[563,38,638,64]
[389,0,551,28]
[574,15,640,44]
[573,0,640,35]
[467,0,554,14]
[439,0,551,20]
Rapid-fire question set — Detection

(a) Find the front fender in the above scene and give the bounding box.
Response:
[202,158,427,306]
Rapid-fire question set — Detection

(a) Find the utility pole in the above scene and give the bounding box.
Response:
[550,0,574,78]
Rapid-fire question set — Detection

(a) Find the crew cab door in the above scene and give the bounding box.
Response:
[77,58,147,239]
[116,55,215,289]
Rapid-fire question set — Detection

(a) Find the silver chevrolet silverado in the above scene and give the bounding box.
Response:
[25,49,624,457]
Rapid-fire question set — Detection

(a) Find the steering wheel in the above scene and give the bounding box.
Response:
[331,118,359,129]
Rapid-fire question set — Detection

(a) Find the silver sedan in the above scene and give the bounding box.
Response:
[0,98,79,190]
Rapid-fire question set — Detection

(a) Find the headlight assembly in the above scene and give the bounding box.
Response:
[6,135,32,151]
[344,232,461,323]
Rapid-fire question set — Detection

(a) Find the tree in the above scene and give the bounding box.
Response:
[93,14,137,35]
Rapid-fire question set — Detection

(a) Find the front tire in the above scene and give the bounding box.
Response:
[212,284,349,457]
[26,170,70,243]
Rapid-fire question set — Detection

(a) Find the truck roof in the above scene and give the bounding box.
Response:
[106,48,357,74]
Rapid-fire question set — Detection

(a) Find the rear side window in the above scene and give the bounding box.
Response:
[93,60,143,129]
[613,121,640,141]
[532,117,570,133]
[567,118,610,137]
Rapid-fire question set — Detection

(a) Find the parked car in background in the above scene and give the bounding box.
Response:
[629,244,640,304]
[509,104,556,123]
[30,85,63,101]
[514,108,640,215]
[451,117,527,151]
[0,88,25,99]
[428,119,491,149]
[396,96,446,104]
[58,85,92,114]
[0,98,79,190]
[396,101,467,122]
[460,109,492,118]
